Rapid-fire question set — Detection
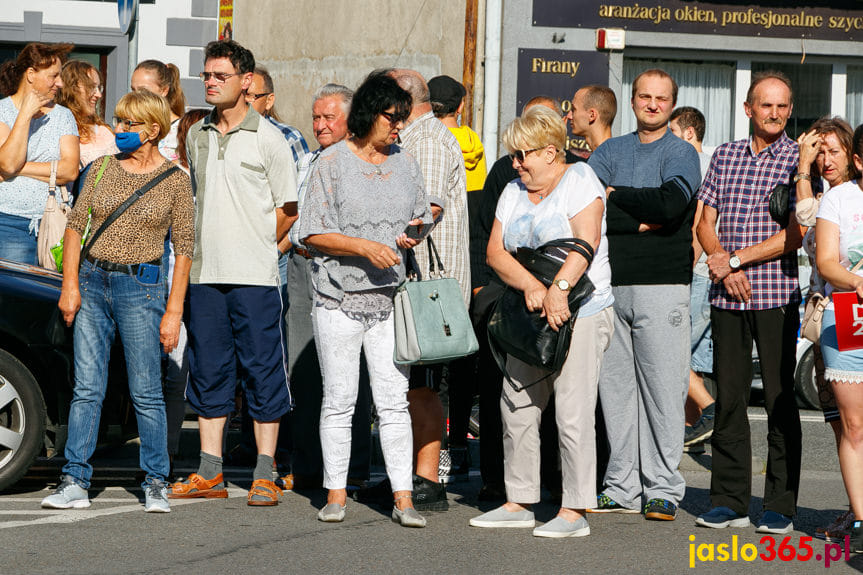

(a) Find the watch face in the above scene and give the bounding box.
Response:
[557,279,570,291]
[729,255,741,269]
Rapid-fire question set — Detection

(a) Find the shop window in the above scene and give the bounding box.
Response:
[751,62,830,139]
[622,58,734,149]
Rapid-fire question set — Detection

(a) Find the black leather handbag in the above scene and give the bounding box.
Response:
[487,237,595,390]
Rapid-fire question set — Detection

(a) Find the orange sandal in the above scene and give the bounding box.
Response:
[247,479,282,506]
[168,473,228,499]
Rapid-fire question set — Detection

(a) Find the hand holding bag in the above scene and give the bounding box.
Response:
[37,160,72,270]
[487,238,595,390]
[802,257,863,342]
[393,237,479,365]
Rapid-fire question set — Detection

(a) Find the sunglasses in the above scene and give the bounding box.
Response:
[247,92,272,101]
[509,147,543,163]
[113,117,146,130]
[199,71,241,83]
[380,111,405,125]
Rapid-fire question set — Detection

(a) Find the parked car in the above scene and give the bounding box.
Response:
[0,259,132,491]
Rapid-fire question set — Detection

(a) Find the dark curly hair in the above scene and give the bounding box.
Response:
[347,72,411,139]
[203,40,255,75]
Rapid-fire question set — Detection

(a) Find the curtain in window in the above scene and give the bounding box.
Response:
[621,59,734,148]
[847,66,863,129]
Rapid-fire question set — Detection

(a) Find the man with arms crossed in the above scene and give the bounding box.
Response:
[169,40,297,506]
[695,71,803,534]
[587,69,701,521]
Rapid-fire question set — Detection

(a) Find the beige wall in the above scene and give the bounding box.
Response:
[234,0,467,145]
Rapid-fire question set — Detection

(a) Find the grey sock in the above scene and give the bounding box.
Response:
[253,454,274,483]
[197,451,222,480]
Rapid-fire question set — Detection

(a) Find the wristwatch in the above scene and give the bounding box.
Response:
[793,172,811,184]
[553,278,572,292]
[729,252,742,271]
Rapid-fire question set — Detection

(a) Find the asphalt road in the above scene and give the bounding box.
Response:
[1,408,861,575]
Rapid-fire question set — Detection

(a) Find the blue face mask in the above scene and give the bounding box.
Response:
[115,131,146,154]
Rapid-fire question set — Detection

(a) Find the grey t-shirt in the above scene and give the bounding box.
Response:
[296,140,432,302]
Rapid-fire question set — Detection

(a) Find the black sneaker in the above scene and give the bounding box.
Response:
[684,405,715,447]
[477,482,506,501]
[851,520,863,554]
[353,477,392,505]
[412,474,449,511]
[644,498,677,521]
[440,447,470,484]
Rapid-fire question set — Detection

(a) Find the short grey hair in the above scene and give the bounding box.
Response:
[389,69,430,105]
[313,83,353,115]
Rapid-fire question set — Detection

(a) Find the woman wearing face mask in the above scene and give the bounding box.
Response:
[795,117,859,541]
[0,42,79,265]
[40,90,194,514]
[56,60,117,169]
[131,60,186,162]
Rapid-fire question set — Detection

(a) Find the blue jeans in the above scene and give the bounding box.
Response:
[62,260,169,489]
[0,212,37,265]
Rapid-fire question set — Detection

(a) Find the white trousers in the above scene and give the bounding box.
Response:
[313,306,413,491]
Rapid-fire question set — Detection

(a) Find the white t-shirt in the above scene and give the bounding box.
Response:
[815,179,863,303]
[494,162,612,317]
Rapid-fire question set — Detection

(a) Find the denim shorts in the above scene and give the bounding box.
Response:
[690,273,713,373]
[820,307,863,383]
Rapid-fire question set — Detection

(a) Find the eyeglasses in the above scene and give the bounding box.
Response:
[247,91,272,101]
[380,111,404,125]
[199,71,241,83]
[509,148,543,163]
[113,117,146,130]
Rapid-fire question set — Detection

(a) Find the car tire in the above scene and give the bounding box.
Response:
[794,345,820,410]
[0,349,46,491]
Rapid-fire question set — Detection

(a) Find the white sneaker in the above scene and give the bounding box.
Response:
[41,477,91,509]
[144,480,171,513]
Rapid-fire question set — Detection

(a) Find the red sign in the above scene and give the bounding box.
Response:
[832,291,863,351]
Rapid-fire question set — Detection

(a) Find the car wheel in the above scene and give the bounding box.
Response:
[794,345,820,410]
[0,349,46,491]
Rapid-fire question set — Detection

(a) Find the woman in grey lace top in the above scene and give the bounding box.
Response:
[297,72,432,528]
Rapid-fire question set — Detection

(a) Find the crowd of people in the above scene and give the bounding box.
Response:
[0,38,860,548]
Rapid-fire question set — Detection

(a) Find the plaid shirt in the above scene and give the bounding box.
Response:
[288,148,322,248]
[698,132,800,310]
[399,112,471,306]
[266,117,310,164]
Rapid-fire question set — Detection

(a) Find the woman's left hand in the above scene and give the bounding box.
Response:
[160,310,182,353]
[395,218,423,249]
[541,285,571,332]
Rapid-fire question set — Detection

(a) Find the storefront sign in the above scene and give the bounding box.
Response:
[516,49,610,153]
[533,1,863,42]
[219,0,233,41]
[831,291,863,351]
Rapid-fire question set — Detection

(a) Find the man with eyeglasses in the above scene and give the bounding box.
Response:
[246,66,308,165]
[169,39,298,507]
[586,69,701,521]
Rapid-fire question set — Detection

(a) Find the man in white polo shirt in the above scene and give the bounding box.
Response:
[169,40,298,506]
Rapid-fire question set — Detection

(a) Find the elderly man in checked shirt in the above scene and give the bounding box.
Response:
[695,70,805,535]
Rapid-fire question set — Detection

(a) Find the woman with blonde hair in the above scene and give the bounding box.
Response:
[470,105,614,538]
[57,60,117,168]
[131,60,186,162]
[40,90,194,513]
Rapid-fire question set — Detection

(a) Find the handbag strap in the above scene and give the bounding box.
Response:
[852,258,863,274]
[426,236,446,276]
[81,165,180,263]
[537,237,595,265]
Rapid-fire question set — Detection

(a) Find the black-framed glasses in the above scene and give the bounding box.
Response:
[509,147,543,163]
[113,117,146,130]
[247,91,272,101]
[199,71,241,83]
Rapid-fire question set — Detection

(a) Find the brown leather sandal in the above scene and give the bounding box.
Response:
[168,473,228,499]
[247,479,282,506]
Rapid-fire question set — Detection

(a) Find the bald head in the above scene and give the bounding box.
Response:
[387,68,431,121]
[523,95,559,115]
